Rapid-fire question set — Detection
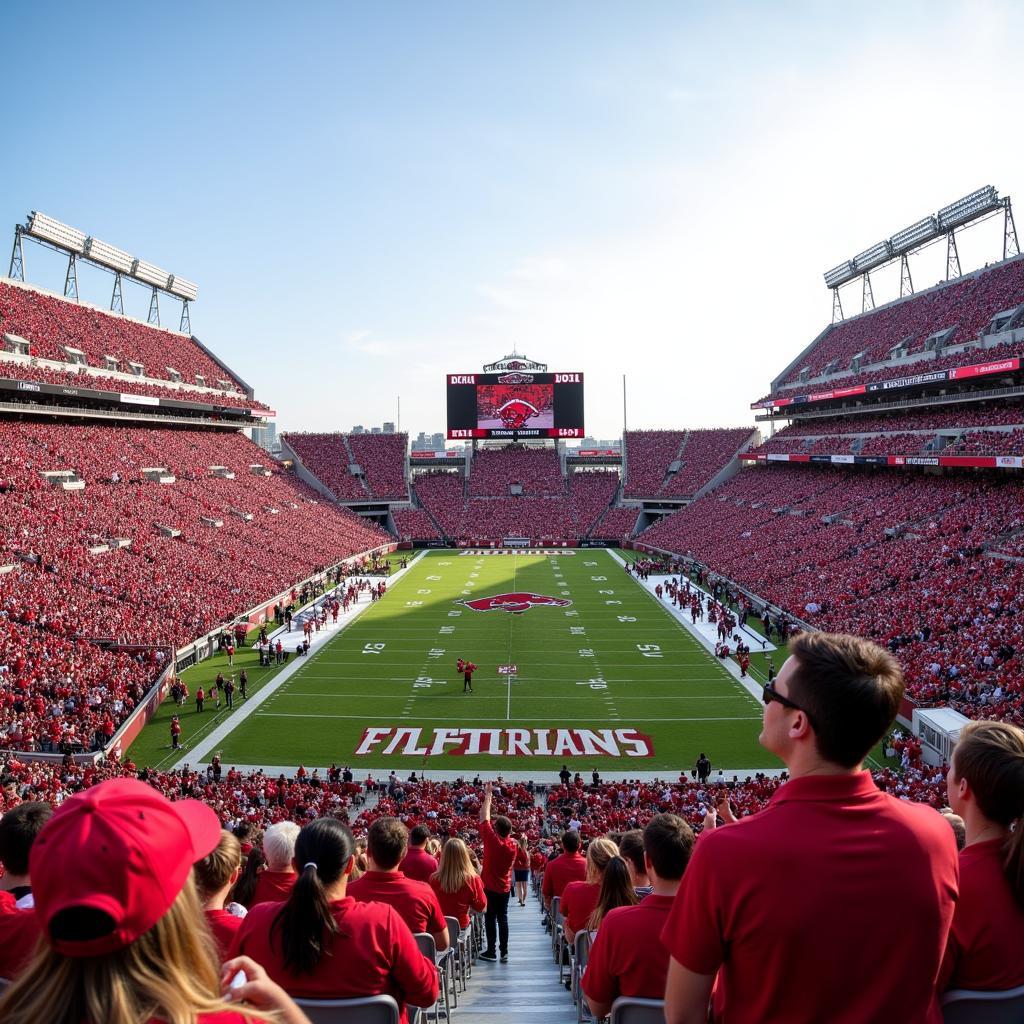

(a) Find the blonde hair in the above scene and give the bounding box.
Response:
[433,837,478,893]
[193,830,242,900]
[0,875,268,1024]
[585,837,619,884]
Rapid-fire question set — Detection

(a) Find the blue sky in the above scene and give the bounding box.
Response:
[3,1,1023,438]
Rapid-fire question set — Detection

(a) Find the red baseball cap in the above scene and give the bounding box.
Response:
[30,778,221,957]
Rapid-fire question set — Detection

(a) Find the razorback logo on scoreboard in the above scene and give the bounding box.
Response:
[497,372,534,384]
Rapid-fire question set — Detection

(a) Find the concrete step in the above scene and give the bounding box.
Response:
[456,894,579,1024]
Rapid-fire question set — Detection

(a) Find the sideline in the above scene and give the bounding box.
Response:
[605,549,771,703]
[170,551,427,770]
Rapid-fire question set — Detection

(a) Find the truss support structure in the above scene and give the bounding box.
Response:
[947,230,962,280]
[64,253,79,301]
[8,226,25,281]
[862,271,875,314]
[1005,198,1020,260]
[900,253,914,297]
[831,287,844,323]
[179,299,191,334]
[147,286,160,326]
[111,272,124,314]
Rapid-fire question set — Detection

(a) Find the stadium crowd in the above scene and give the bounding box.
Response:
[779,254,1024,384]
[282,432,409,501]
[0,280,247,394]
[638,464,1024,722]
[0,633,1021,1024]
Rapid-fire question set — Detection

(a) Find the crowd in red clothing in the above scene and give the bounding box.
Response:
[623,428,752,498]
[0,280,246,392]
[283,431,409,501]
[637,464,1024,722]
[0,358,268,411]
[778,255,1024,384]
[0,421,391,751]
[469,446,564,496]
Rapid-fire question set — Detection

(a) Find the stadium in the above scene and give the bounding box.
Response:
[2,8,1024,1024]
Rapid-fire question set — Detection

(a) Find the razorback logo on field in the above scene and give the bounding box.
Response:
[459,592,572,614]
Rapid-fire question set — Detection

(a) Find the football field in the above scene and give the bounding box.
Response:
[131,549,778,772]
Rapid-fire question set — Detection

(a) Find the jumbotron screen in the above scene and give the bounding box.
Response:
[446,371,585,439]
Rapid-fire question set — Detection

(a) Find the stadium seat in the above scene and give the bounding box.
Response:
[940,984,1024,1024]
[292,994,400,1024]
[413,932,453,1022]
[609,996,666,1024]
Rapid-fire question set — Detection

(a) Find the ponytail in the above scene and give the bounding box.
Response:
[587,855,637,932]
[272,818,354,974]
[229,844,265,908]
[952,720,1024,909]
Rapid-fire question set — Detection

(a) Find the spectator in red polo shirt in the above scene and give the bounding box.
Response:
[541,829,586,913]
[229,817,436,1024]
[195,830,246,961]
[348,818,449,952]
[939,719,1024,993]
[400,824,439,882]
[583,813,694,1018]
[429,836,486,930]
[249,822,299,907]
[477,780,518,963]
[663,632,959,1024]
[0,801,50,979]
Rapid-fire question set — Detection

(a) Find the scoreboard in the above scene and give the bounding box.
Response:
[446,371,585,440]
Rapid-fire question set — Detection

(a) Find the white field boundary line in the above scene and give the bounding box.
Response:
[170,551,428,769]
[605,548,768,704]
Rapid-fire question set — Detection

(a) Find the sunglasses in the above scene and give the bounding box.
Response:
[762,680,815,726]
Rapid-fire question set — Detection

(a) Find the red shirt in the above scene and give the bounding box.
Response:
[513,847,530,871]
[542,851,587,903]
[229,897,437,1024]
[205,908,244,961]
[250,869,297,907]
[939,837,1024,992]
[0,904,41,979]
[400,846,439,883]
[583,894,676,1004]
[560,880,599,935]
[429,874,486,929]
[348,870,447,936]
[479,820,518,894]
[662,772,958,1024]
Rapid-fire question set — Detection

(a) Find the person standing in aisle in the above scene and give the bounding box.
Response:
[477,781,518,963]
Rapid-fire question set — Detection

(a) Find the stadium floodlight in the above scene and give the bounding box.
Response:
[890,216,939,254]
[27,212,87,254]
[167,274,198,301]
[823,260,856,288]
[132,259,170,289]
[85,237,134,274]
[853,240,892,273]
[938,186,1000,230]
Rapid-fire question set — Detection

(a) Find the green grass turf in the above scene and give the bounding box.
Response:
[128,549,781,772]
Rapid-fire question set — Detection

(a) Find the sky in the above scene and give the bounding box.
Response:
[3,1,1023,441]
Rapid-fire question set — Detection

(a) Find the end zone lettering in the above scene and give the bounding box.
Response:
[355,726,654,758]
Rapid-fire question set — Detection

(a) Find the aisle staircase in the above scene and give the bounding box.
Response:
[456,893,577,1023]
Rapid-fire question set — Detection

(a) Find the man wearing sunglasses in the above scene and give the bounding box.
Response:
[662,631,959,1024]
